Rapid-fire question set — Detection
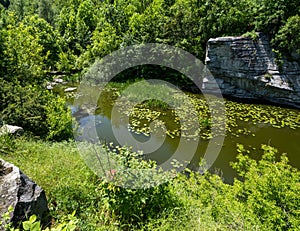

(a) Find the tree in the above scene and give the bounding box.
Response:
[37,0,54,24]
[1,15,60,83]
[76,0,97,49]
[163,0,254,59]
[128,0,167,44]
[78,22,121,68]
[253,0,300,35]
[231,144,300,230]
[22,15,61,70]
[273,15,300,57]
[0,80,73,140]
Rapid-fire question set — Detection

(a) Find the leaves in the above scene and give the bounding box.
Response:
[273,15,300,56]
[0,80,73,141]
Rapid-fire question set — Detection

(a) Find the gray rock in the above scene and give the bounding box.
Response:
[46,85,54,90]
[0,125,23,136]
[204,33,300,108]
[64,87,77,92]
[0,159,48,228]
[53,78,64,83]
[45,77,68,90]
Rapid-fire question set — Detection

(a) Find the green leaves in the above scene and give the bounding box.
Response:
[2,137,299,230]
[2,20,45,82]
[273,15,300,56]
[2,213,78,231]
[1,14,58,84]
[231,145,300,230]
[0,81,73,141]
[22,215,40,231]
[84,23,121,63]
[45,95,73,141]
[1,0,299,77]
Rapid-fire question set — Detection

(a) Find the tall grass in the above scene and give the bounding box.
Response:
[1,137,299,230]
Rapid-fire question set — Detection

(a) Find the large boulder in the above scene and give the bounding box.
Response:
[0,159,49,228]
[205,33,300,108]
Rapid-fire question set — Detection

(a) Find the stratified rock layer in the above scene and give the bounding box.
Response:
[204,33,300,108]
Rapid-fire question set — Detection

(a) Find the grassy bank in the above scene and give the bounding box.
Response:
[1,136,299,230]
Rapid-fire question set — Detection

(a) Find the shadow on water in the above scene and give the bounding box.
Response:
[71,89,300,184]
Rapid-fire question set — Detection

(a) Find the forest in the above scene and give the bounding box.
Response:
[0,0,299,140]
[0,0,300,230]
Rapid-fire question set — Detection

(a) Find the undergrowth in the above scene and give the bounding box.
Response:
[0,137,299,230]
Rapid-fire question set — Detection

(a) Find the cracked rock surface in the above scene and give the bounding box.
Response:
[205,33,300,108]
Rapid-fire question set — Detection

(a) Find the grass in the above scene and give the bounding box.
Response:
[0,137,222,230]
[0,138,101,229]
[1,136,299,230]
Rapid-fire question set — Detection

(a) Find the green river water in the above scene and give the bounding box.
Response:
[68,86,300,184]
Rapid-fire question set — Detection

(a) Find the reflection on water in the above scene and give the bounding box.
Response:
[71,91,300,184]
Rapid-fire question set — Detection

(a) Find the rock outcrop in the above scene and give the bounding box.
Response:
[204,33,300,108]
[0,159,48,228]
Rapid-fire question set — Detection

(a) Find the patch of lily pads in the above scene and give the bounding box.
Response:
[97,84,300,140]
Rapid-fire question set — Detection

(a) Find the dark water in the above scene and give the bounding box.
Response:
[70,89,300,184]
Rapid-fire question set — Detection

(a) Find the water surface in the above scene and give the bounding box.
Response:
[71,88,300,184]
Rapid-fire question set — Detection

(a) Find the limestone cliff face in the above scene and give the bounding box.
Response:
[204,33,300,108]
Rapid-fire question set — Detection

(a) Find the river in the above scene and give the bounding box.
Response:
[65,85,300,184]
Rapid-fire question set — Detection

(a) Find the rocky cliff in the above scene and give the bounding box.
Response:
[204,33,300,108]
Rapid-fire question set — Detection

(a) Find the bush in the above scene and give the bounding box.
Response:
[272,15,300,57]
[1,138,299,230]
[1,207,78,231]
[0,80,73,141]
[45,96,73,141]
[0,133,16,155]
[231,144,300,230]
[79,144,179,229]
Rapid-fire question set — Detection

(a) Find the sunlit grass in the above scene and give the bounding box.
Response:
[1,137,299,230]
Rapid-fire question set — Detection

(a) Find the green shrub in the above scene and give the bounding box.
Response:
[1,138,299,230]
[97,181,176,228]
[232,144,300,230]
[0,133,16,155]
[272,15,300,56]
[78,143,180,229]
[45,96,73,141]
[1,207,78,231]
[0,80,73,141]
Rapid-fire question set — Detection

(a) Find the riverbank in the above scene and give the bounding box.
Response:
[0,137,299,230]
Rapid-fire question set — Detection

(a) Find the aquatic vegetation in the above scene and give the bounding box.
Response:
[98,86,300,140]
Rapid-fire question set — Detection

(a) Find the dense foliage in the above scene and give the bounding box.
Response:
[0,0,299,75]
[0,138,299,230]
[0,0,299,138]
[0,1,299,230]
[0,79,72,140]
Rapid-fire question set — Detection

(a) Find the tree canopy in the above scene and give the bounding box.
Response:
[1,0,299,76]
[0,0,299,139]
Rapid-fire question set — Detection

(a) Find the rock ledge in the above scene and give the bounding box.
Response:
[204,33,300,108]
